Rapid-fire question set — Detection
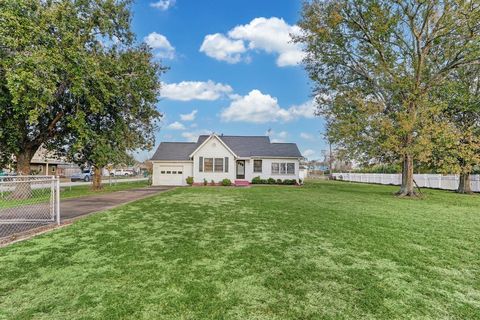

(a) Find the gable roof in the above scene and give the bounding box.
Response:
[151,135,303,160]
[188,134,238,158]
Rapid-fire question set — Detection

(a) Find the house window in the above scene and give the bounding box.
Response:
[254,160,262,173]
[271,162,295,175]
[287,163,295,174]
[214,158,223,172]
[271,163,279,174]
[178,171,183,174]
[161,171,165,174]
[204,158,213,172]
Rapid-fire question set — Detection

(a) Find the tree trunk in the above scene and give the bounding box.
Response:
[457,173,473,194]
[92,166,103,191]
[397,154,417,197]
[16,151,33,176]
[11,149,35,199]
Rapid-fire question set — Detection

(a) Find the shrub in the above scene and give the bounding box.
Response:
[299,179,303,185]
[186,176,194,185]
[222,178,232,186]
[210,179,215,186]
[251,176,262,184]
[203,178,208,186]
[283,179,296,185]
[267,177,276,184]
[276,179,283,184]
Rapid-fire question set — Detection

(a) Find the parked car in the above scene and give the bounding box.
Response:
[71,169,93,182]
[111,169,134,177]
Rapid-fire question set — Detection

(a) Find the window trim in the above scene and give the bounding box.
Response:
[271,162,295,175]
[254,160,262,173]
[204,158,214,172]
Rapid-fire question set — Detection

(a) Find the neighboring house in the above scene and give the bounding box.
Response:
[150,134,303,186]
[30,147,81,176]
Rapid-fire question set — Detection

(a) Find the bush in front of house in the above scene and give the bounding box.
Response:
[276,179,282,184]
[282,179,296,185]
[203,178,208,186]
[267,178,276,184]
[222,178,232,186]
[252,176,262,184]
[186,176,194,185]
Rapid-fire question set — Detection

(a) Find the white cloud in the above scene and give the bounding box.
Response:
[300,132,315,140]
[221,90,290,123]
[150,0,175,11]
[221,90,315,123]
[200,17,304,67]
[180,110,197,121]
[199,33,246,63]
[166,121,185,130]
[287,100,316,119]
[181,130,212,142]
[266,130,289,142]
[161,80,233,101]
[144,32,175,59]
[303,149,315,158]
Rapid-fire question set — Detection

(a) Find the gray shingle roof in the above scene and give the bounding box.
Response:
[151,135,303,160]
[151,142,197,161]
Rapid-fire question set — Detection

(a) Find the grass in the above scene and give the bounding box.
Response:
[0,180,479,319]
[0,180,149,209]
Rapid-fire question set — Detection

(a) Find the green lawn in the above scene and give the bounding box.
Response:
[0,180,479,319]
[0,180,149,209]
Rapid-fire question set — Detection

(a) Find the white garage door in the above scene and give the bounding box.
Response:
[156,166,184,186]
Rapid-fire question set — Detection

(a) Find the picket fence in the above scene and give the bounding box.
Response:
[331,173,480,192]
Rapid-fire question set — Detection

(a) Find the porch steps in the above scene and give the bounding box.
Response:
[234,180,250,187]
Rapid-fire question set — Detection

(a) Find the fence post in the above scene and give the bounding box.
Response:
[56,176,61,225]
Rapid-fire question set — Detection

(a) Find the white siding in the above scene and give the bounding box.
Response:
[193,137,236,183]
[246,158,300,181]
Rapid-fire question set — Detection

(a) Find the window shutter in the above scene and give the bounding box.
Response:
[199,157,203,172]
[224,157,228,172]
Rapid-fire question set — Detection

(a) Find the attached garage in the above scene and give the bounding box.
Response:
[152,162,193,186]
[150,142,197,186]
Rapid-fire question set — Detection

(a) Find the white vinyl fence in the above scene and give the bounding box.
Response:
[332,173,480,192]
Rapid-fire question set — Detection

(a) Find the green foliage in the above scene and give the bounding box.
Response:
[203,178,208,186]
[0,0,164,174]
[353,163,402,174]
[295,0,480,195]
[221,179,232,186]
[251,176,262,184]
[210,179,215,186]
[267,178,276,185]
[186,177,194,186]
[276,179,282,184]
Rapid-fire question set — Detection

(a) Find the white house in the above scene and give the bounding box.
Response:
[151,134,304,186]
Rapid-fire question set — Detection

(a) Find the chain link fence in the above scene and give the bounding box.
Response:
[332,173,480,192]
[0,176,60,242]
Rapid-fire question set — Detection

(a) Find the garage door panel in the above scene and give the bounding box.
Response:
[155,165,184,186]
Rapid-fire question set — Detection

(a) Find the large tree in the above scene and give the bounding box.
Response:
[0,0,136,175]
[296,0,480,196]
[68,46,163,190]
[430,66,480,194]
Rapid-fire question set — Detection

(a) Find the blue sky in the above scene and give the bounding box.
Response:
[131,0,326,160]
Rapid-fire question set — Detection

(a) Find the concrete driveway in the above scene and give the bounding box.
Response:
[60,186,172,220]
